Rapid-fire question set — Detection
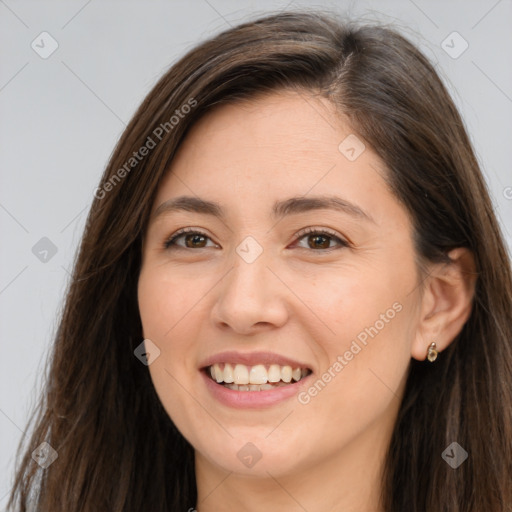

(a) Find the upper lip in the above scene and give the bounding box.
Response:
[199,351,312,370]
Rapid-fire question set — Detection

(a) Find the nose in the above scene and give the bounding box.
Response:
[210,250,289,335]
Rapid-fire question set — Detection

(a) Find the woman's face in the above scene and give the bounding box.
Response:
[138,90,423,481]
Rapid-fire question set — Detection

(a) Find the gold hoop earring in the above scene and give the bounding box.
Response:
[427,342,438,362]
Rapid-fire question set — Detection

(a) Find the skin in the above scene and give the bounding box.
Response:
[138,90,475,512]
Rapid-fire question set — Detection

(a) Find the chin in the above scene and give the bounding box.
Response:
[191,425,314,478]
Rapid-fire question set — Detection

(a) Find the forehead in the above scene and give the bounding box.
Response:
[178,90,344,165]
[149,89,406,234]
[156,91,381,193]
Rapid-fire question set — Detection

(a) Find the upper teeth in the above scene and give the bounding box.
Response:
[209,363,308,385]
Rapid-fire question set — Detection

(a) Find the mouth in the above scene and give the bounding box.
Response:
[203,363,313,392]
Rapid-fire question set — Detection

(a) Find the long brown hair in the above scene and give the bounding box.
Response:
[8,10,512,511]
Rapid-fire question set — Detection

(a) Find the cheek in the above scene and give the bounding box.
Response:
[292,300,413,462]
[290,256,414,355]
[137,267,199,375]
[138,263,205,339]
[289,255,416,417]
[137,265,211,430]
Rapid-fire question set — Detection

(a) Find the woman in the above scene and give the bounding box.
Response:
[8,10,512,512]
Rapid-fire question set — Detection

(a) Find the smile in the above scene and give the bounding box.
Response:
[207,363,312,391]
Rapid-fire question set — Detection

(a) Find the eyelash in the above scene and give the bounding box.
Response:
[163,226,350,252]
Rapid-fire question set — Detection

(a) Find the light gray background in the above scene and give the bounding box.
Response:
[1,0,511,506]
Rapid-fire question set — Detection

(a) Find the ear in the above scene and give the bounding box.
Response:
[411,248,477,361]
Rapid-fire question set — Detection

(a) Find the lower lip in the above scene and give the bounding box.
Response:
[201,370,311,409]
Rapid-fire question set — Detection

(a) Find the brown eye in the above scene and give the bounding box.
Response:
[294,228,349,251]
[306,233,331,249]
[164,229,216,250]
[183,233,208,248]
[164,227,349,252]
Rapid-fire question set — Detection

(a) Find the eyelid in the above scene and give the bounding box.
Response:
[163,226,350,250]
[164,227,217,249]
[291,226,350,251]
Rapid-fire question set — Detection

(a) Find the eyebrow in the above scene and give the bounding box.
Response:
[152,194,375,223]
